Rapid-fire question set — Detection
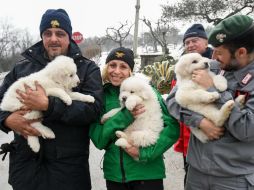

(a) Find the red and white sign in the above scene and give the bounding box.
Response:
[72,32,84,44]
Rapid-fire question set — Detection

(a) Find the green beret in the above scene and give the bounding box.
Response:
[208,15,254,47]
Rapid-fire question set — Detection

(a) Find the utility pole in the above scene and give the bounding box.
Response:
[133,0,140,58]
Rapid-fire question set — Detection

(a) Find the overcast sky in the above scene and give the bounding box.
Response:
[0,0,178,39]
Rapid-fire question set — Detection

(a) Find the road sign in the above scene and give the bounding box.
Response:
[72,32,84,44]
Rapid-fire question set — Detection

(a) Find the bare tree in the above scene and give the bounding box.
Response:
[0,19,14,58]
[0,19,35,58]
[19,29,34,52]
[96,37,106,56]
[142,18,179,55]
[0,18,35,71]
[162,0,254,25]
[106,21,133,47]
[142,32,158,52]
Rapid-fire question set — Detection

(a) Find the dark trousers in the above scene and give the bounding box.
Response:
[183,156,189,187]
[106,179,163,190]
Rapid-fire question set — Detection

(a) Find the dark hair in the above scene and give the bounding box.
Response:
[221,27,254,55]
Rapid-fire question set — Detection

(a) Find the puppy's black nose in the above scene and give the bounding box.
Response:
[122,96,127,102]
[204,62,209,68]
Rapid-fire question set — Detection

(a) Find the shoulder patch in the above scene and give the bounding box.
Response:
[241,73,252,85]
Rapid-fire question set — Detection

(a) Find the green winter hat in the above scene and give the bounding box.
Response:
[208,15,254,47]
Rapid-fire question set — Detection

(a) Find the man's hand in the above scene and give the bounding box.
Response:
[4,110,41,138]
[199,118,224,140]
[192,69,214,89]
[16,81,49,111]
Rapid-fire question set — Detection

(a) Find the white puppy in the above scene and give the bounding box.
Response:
[174,53,235,143]
[101,74,163,148]
[0,55,95,152]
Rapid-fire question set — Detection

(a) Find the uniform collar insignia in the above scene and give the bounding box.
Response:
[50,20,60,28]
[216,33,227,43]
[115,52,125,58]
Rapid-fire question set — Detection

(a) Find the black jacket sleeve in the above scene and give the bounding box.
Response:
[0,69,16,133]
[42,61,103,127]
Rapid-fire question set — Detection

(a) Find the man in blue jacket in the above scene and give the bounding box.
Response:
[0,8,103,190]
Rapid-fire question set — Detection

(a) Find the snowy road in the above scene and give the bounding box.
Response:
[0,60,185,190]
[0,131,184,190]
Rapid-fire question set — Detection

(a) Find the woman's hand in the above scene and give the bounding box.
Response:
[16,81,49,111]
[124,145,139,159]
[130,104,145,118]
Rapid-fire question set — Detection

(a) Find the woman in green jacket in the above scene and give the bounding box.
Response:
[89,47,179,190]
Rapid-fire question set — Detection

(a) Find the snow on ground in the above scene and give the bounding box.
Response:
[0,132,184,190]
[0,132,13,190]
[0,48,184,190]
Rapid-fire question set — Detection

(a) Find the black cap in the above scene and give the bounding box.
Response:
[183,24,207,42]
[106,47,135,71]
[40,8,72,38]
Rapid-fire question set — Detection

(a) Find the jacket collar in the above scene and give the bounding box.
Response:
[21,39,82,65]
[201,47,213,59]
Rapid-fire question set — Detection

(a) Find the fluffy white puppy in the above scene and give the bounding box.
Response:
[0,55,95,152]
[174,53,235,143]
[101,74,163,148]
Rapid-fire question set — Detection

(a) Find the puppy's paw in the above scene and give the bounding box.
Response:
[224,100,234,111]
[30,143,40,153]
[40,128,55,139]
[213,75,227,92]
[27,136,40,152]
[235,95,245,109]
[100,108,122,124]
[84,95,95,103]
[215,82,227,92]
[115,131,127,138]
[115,138,131,148]
[64,97,72,105]
[208,92,220,102]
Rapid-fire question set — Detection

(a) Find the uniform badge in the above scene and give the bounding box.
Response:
[216,33,226,43]
[50,20,60,28]
[115,52,125,58]
[241,73,252,85]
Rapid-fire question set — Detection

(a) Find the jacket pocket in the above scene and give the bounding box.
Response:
[246,173,254,186]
